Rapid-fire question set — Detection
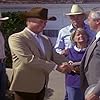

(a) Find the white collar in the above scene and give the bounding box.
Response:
[25,27,37,36]
[25,27,43,37]
[74,45,86,52]
[96,31,100,40]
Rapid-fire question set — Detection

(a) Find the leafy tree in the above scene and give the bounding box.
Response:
[1,12,26,68]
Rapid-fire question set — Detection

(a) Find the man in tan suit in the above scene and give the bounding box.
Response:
[8,7,71,100]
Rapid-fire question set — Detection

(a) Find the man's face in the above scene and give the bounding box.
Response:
[69,14,85,28]
[27,18,47,33]
[87,13,97,31]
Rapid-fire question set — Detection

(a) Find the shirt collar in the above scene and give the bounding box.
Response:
[25,27,37,37]
[74,45,86,52]
[69,24,74,33]
[69,23,86,33]
[96,31,100,40]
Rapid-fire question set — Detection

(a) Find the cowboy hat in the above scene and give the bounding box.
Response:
[65,4,84,16]
[22,7,56,21]
[0,12,9,21]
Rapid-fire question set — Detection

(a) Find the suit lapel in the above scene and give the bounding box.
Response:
[23,29,51,60]
[84,40,97,69]
[23,29,45,57]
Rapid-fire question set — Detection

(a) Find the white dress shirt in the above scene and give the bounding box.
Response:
[96,31,100,41]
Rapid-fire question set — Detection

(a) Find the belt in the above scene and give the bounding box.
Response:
[0,59,6,63]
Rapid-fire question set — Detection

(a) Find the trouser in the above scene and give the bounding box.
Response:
[14,86,45,100]
[0,63,6,100]
[64,74,68,100]
[64,90,68,100]
[66,86,84,100]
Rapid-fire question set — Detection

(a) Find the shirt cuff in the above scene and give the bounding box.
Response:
[54,65,58,70]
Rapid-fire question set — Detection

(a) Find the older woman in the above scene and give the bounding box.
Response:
[64,28,89,100]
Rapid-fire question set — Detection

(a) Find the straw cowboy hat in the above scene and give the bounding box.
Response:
[23,7,56,21]
[0,12,9,21]
[65,4,85,16]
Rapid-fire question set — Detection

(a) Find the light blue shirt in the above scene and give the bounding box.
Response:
[54,23,95,54]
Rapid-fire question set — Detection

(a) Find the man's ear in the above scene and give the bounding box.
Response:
[96,19,100,25]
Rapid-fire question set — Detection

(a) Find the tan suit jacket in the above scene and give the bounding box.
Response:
[8,28,67,93]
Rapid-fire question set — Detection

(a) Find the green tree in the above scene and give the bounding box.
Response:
[1,12,26,68]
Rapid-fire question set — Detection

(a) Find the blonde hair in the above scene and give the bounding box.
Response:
[70,28,89,43]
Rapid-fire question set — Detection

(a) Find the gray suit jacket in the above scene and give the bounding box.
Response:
[8,28,67,93]
[80,38,100,96]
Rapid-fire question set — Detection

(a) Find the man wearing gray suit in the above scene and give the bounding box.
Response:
[8,7,71,100]
[80,7,100,100]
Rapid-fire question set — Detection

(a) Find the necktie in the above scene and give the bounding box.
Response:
[35,35,45,55]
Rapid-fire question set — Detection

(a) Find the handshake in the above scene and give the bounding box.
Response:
[56,61,81,74]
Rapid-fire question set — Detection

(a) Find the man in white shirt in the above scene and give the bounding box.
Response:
[55,4,95,55]
[0,12,9,100]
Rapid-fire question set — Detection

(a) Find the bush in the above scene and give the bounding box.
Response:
[1,12,26,68]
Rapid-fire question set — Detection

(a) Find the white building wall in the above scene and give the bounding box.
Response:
[0,4,100,29]
[0,4,100,45]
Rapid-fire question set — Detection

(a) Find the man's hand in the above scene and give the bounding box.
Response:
[56,62,72,73]
[68,61,80,74]
[85,92,99,100]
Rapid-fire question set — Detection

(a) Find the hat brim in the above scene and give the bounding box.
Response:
[22,11,56,21]
[0,17,9,21]
[65,12,84,16]
[48,16,57,21]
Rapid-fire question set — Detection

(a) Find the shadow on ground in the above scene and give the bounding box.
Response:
[44,88,54,100]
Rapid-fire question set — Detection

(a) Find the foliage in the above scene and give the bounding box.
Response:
[1,12,26,68]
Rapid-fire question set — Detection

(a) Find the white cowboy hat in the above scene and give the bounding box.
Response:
[65,4,84,16]
[0,12,9,21]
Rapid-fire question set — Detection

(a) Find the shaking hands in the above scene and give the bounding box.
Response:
[56,62,72,73]
[56,61,81,74]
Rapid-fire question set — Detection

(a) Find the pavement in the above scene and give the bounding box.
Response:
[44,71,65,100]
